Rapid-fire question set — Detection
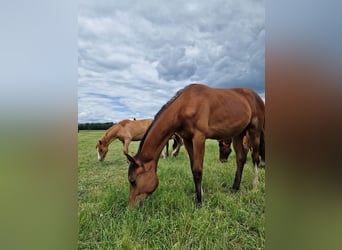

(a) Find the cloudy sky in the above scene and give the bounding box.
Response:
[78,0,265,123]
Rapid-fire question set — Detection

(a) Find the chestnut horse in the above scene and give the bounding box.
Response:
[96,118,181,161]
[126,84,265,207]
[96,118,153,161]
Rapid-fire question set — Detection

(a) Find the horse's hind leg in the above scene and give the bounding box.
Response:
[232,134,248,192]
[247,128,262,187]
[259,129,266,168]
[172,135,182,157]
[162,140,169,159]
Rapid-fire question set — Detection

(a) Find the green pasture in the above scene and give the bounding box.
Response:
[78,130,265,249]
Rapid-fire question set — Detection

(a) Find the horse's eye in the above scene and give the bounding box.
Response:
[130,180,136,186]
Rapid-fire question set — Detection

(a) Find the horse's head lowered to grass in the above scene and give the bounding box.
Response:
[125,153,159,206]
[218,138,232,163]
[96,140,108,161]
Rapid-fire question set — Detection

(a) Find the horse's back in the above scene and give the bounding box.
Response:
[126,118,153,140]
[182,84,263,117]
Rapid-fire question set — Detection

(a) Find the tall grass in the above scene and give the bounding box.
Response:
[78,131,265,249]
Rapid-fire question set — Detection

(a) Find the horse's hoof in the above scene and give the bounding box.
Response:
[195,202,202,208]
[230,187,239,193]
[194,196,202,208]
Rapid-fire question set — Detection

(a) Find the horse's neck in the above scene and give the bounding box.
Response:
[140,114,176,163]
[102,125,120,145]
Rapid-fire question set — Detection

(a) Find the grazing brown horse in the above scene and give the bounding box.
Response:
[96,118,153,161]
[126,84,265,207]
[218,126,266,167]
[218,138,233,163]
[218,133,251,162]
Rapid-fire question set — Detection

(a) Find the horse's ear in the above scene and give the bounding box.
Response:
[125,153,138,166]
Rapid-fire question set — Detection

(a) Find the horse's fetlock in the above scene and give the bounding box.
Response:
[192,170,202,180]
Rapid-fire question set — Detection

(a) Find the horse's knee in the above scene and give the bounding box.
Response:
[236,155,247,166]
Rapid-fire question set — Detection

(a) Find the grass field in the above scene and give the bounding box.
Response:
[78,130,265,249]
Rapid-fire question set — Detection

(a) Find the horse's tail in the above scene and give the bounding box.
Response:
[259,120,266,168]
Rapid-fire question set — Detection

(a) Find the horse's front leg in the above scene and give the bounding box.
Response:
[231,134,248,192]
[163,140,169,159]
[183,138,198,206]
[191,134,206,207]
[122,139,131,155]
[248,128,263,187]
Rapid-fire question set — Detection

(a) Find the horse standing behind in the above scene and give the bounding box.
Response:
[126,83,265,207]
[218,136,252,163]
[96,118,153,161]
[96,118,182,161]
[218,123,265,167]
[218,138,233,163]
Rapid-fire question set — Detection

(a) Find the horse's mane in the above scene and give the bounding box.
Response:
[136,86,187,155]
[103,119,129,137]
[101,122,120,142]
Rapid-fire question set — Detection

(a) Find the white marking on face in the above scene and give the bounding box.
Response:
[97,148,101,161]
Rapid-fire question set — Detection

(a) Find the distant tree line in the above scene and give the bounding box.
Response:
[78,122,115,130]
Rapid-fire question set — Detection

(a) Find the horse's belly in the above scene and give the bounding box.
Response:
[206,105,252,139]
[132,135,144,141]
[206,125,245,139]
